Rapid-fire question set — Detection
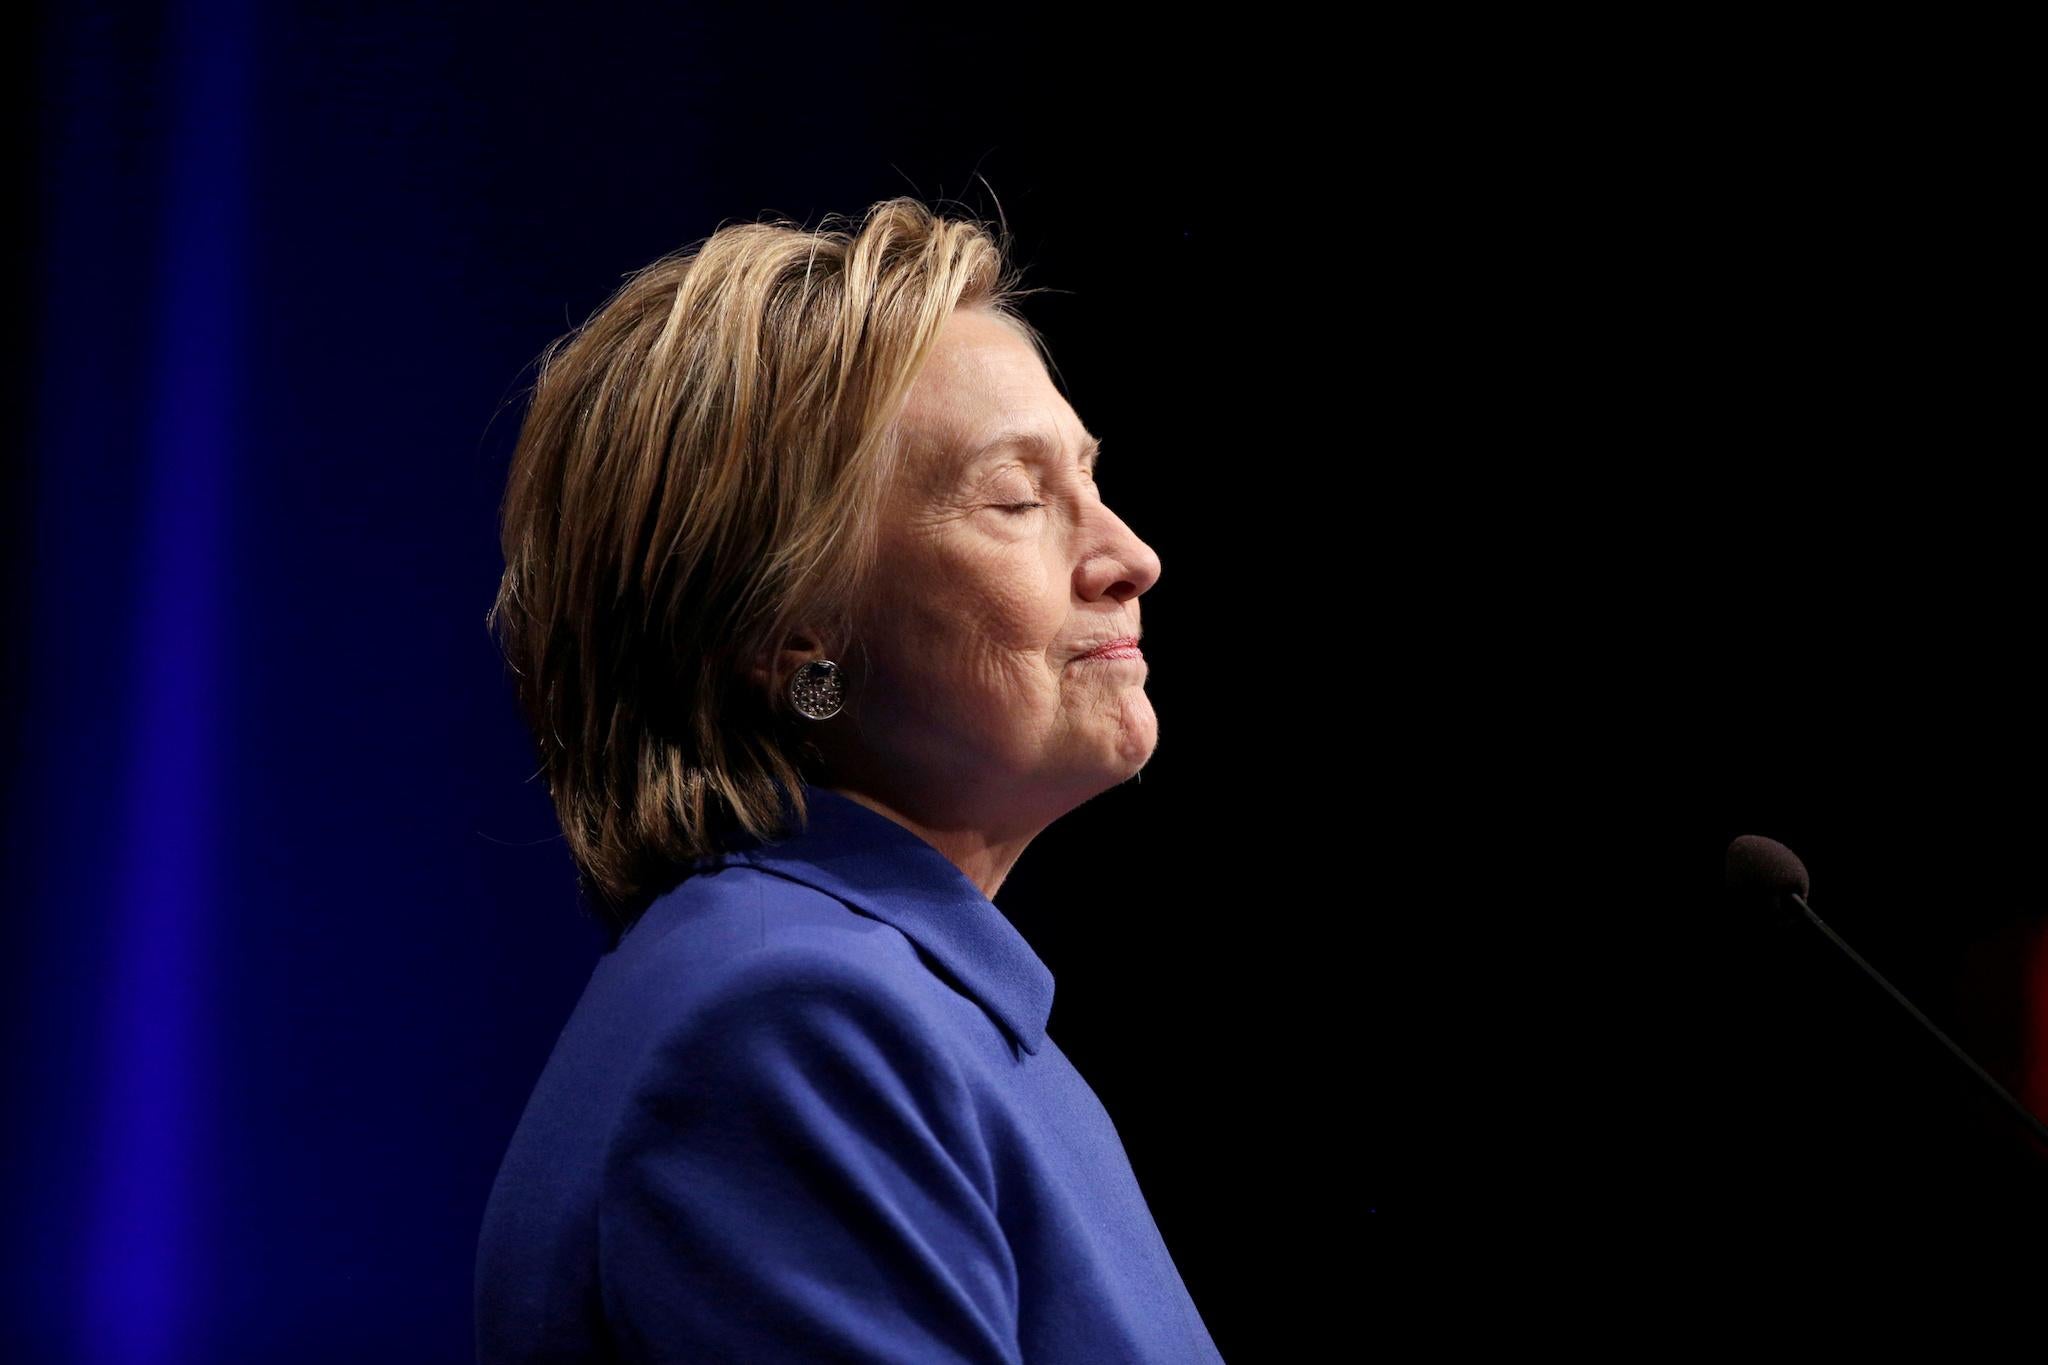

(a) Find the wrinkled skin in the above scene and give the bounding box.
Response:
[770,306,1162,897]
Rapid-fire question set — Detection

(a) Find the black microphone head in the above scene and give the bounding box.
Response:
[1725,835,1810,919]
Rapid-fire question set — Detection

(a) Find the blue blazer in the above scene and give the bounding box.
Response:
[475,783,1226,1363]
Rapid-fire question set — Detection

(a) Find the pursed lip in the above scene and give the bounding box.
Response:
[1074,635,1142,660]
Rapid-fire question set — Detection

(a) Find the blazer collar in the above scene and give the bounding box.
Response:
[717,782,1056,1057]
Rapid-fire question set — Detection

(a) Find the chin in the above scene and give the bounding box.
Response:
[1044,737,1155,804]
[1034,705,1157,797]
[1113,699,1159,769]
[1105,723,1158,776]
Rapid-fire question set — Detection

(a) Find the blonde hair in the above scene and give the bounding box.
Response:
[487,197,1049,933]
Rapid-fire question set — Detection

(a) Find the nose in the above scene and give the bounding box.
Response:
[1077,503,1162,604]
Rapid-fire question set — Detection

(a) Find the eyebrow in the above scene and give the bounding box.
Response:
[966,426,1103,476]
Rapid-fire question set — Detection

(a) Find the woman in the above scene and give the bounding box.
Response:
[474,198,1222,1363]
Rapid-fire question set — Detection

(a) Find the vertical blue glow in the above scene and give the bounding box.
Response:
[75,0,251,1357]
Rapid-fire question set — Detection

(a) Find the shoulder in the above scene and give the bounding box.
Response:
[615,865,963,1095]
[625,863,934,1011]
[601,902,990,1195]
[652,930,961,1095]
[592,890,1020,1362]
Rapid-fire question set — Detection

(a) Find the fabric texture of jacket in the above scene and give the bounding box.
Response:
[475,781,1226,1363]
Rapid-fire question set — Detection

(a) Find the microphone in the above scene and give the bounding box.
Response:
[1724,834,2048,1148]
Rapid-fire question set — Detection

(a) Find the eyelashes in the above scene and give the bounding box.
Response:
[987,463,1099,517]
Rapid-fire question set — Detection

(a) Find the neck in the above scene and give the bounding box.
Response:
[822,782,1042,900]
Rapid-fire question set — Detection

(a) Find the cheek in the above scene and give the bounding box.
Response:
[971,572,1064,653]
[881,545,1064,685]
[923,540,1061,644]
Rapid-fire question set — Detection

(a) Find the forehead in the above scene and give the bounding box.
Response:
[899,310,1098,482]
[958,424,1102,479]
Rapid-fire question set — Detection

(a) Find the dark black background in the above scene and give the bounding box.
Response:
[1356,14,2046,1326]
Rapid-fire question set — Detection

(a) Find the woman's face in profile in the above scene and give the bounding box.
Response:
[839,307,1161,822]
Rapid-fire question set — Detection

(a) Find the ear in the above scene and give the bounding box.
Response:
[747,630,831,700]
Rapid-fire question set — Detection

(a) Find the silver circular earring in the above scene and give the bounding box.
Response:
[787,658,845,720]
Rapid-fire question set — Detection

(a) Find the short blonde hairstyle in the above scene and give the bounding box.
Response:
[487,197,1049,933]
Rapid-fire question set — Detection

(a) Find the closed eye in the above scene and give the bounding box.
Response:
[1000,502,1046,514]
